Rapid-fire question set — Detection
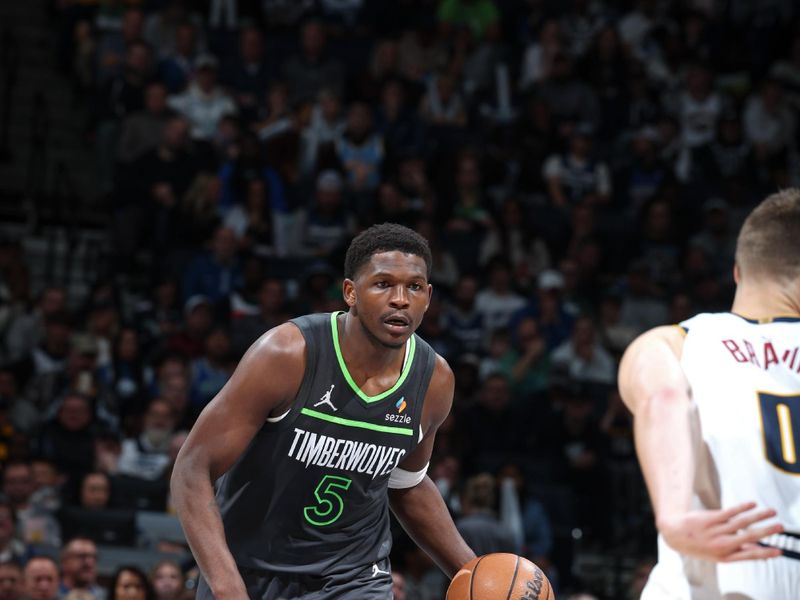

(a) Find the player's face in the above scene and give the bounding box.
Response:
[346,251,431,349]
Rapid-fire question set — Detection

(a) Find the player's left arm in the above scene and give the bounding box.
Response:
[619,326,783,562]
[388,354,476,578]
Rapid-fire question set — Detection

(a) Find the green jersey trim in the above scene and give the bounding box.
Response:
[301,408,414,436]
[329,311,416,404]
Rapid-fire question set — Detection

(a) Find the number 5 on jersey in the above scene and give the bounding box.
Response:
[759,392,800,474]
[303,475,352,526]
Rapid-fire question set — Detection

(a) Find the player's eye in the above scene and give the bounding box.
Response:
[408,283,422,291]
[375,281,389,288]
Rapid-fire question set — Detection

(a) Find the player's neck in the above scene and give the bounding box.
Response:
[338,312,405,375]
[731,279,800,320]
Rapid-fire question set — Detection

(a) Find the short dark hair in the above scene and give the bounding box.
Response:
[736,188,800,281]
[344,223,432,280]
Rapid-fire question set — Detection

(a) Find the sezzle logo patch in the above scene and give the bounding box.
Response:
[385,397,411,424]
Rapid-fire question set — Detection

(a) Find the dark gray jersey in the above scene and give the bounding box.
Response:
[214,312,435,577]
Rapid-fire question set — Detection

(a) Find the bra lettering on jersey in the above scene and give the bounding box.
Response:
[288,428,407,479]
[722,339,800,373]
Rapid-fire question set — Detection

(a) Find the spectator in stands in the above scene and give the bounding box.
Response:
[0,371,34,437]
[336,102,384,194]
[504,317,550,400]
[537,53,599,130]
[95,39,154,193]
[76,472,111,510]
[475,257,526,336]
[23,556,59,600]
[296,171,356,257]
[461,373,525,469]
[222,26,272,123]
[2,462,59,547]
[443,275,484,356]
[519,19,563,90]
[59,537,103,600]
[376,79,425,163]
[596,293,638,359]
[0,560,22,600]
[117,82,174,165]
[3,287,67,366]
[182,226,242,306]
[148,561,183,600]
[159,374,193,432]
[157,23,199,94]
[143,2,205,60]
[230,279,288,358]
[541,383,611,544]
[0,499,26,563]
[107,566,152,600]
[188,328,231,409]
[300,88,345,176]
[117,115,199,261]
[116,399,175,481]
[543,124,611,211]
[618,259,669,333]
[442,152,493,274]
[253,82,293,143]
[223,179,288,257]
[167,54,236,142]
[419,70,467,130]
[456,473,518,556]
[282,20,345,104]
[677,62,722,149]
[30,459,63,514]
[550,316,615,386]
[479,199,551,289]
[743,78,796,184]
[28,313,72,379]
[95,8,145,85]
[36,394,100,483]
[98,328,153,424]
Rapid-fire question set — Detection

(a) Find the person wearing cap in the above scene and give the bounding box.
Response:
[295,169,356,257]
[508,268,575,351]
[167,53,237,141]
[166,296,214,360]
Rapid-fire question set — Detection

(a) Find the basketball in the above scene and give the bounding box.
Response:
[446,553,554,600]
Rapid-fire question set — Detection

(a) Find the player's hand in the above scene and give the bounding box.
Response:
[657,502,784,562]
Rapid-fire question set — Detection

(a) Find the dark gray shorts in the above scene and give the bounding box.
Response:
[195,558,393,600]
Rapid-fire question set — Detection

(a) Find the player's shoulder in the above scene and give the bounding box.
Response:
[678,311,742,334]
[247,321,307,365]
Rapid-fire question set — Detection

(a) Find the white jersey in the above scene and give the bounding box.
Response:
[643,312,800,600]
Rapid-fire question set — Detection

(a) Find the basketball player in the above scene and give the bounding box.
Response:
[171,223,475,599]
[619,189,800,598]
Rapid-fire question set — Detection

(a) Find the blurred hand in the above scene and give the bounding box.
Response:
[658,503,784,562]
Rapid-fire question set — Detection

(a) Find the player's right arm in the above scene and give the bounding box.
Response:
[170,323,305,600]
[619,326,783,562]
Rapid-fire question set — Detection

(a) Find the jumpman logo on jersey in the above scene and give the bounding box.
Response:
[313,384,337,411]
[371,563,390,578]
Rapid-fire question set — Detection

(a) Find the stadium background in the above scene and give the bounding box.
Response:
[0,0,798,598]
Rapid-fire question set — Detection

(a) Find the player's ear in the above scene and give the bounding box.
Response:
[425,283,432,310]
[733,263,740,284]
[343,278,356,307]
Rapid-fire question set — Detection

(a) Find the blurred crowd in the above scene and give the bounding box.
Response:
[2,0,800,598]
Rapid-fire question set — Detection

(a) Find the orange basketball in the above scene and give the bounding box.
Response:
[446,553,554,600]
